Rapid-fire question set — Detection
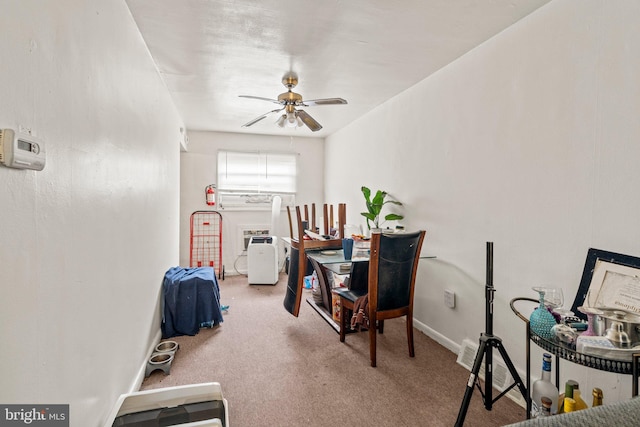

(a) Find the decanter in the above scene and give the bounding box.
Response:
[530,287,558,340]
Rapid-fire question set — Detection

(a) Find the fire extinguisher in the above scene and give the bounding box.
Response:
[205,184,216,206]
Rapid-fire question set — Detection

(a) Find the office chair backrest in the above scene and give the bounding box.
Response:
[370,231,425,312]
[347,261,369,292]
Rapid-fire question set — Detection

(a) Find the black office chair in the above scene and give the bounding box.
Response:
[344,260,369,293]
[338,230,426,367]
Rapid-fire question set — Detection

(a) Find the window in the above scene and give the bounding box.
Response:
[216,150,297,210]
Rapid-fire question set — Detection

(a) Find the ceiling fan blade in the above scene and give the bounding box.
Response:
[301,98,347,107]
[242,108,284,128]
[296,109,323,132]
[239,95,283,105]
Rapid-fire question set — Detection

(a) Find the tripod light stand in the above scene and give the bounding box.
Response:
[455,242,528,426]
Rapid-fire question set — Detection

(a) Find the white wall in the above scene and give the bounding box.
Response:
[325,0,640,404]
[0,1,183,425]
[180,131,325,274]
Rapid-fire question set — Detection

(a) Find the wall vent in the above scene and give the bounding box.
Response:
[456,338,526,408]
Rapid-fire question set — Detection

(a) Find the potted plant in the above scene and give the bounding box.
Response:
[360,186,404,231]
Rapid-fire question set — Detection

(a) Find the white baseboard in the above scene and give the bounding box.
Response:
[413,317,461,355]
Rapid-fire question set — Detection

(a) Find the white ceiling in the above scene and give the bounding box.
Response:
[126,0,551,138]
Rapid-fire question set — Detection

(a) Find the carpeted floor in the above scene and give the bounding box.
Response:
[141,273,526,426]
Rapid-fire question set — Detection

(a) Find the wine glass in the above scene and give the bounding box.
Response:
[532,286,572,320]
[532,286,563,309]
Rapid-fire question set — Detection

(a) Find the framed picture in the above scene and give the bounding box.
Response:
[570,248,640,320]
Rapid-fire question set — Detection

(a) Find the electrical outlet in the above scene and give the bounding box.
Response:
[444,289,456,308]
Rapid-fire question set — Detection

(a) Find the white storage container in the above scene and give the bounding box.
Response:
[104,382,228,427]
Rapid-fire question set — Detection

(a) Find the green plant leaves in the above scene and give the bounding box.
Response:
[384,213,403,221]
[360,186,404,229]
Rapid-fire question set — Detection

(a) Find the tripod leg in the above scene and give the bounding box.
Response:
[455,339,487,427]
[495,342,529,409]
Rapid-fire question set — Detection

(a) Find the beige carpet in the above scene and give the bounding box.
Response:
[141,273,526,426]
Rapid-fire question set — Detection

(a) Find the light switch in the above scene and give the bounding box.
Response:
[445,289,456,308]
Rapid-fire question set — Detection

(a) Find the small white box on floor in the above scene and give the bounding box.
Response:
[247,236,278,285]
[104,382,228,426]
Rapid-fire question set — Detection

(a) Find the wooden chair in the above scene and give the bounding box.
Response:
[292,203,316,232]
[286,203,319,239]
[338,203,346,238]
[323,204,330,235]
[286,206,294,239]
[283,206,310,316]
[338,230,426,367]
[283,203,347,317]
[286,202,344,239]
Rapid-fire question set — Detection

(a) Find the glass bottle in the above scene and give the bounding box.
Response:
[592,388,603,407]
[564,397,576,413]
[557,380,577,414]
[539,396,552,417]
[531,353,559,416]
[572,383,589,410]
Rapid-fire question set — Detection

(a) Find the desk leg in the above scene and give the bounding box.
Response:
[308,257,332,311]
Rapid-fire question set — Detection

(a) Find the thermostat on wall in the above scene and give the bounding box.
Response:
[0,128,46,170]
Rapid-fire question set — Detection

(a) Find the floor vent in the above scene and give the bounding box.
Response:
[456,338,526,408]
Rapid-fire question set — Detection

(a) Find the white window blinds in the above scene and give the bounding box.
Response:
[217,150,297,193]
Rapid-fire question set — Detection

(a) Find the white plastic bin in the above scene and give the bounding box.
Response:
[104,382,228,427]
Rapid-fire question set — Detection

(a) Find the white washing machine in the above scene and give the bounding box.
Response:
[247,236,279,285]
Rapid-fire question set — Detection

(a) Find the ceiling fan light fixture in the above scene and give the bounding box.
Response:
[286,112,298,128]
[276,115,286,128]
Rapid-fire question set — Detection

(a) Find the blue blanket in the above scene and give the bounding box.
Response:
[161,267,223,338]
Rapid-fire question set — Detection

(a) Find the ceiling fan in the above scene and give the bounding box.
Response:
[239,73,347,132]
